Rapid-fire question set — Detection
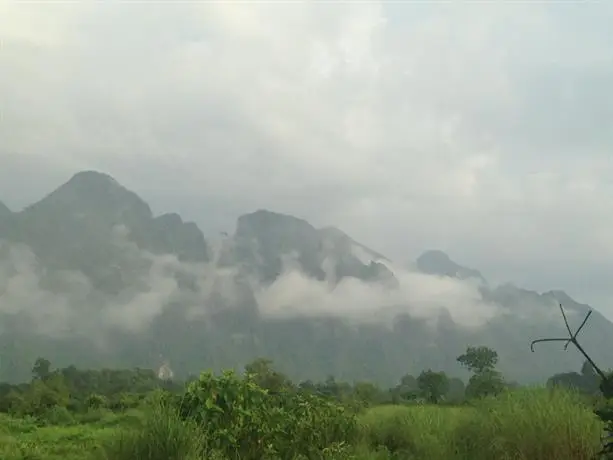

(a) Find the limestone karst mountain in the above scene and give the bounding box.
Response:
[417,249,486,283]
[0,170,610,385]
[219,209,395,286]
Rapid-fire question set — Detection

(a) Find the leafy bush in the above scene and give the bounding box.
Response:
[107,392,141,412]
[85,394,107,411]
[178,369,357,459]
[37,406,75,426]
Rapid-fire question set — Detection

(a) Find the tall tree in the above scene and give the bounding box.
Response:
[417,369,449,404]
[32,358,51,381]
[244,358,291,393]
[457,346,505,399]
[456,346,498,374]
[465,369,505,399]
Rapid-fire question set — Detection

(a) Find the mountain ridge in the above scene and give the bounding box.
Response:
[0,170,610,385]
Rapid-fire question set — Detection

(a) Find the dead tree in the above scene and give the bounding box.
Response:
[530,303,607,383]
[531,303,613,456]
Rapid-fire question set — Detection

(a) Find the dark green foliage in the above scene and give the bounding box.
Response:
[0,346,608,459]
[465,369,506,399]
[416,370,449,404]
[458,346,505,399]
[0,358,180,422]
[547,360,601,395]
[38,405,75,426]
[32,358,52,381]
[388,374,420,404]
[178,369,357,459]
[9,375,70,419]
[595,375,613,458]
[457,346,498,373]
[352,381,383,407]
[84,394,107,411]
[243,357,293,393]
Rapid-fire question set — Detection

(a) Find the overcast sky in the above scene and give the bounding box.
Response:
[2,2,613,316]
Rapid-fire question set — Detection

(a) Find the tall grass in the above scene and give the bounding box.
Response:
[95,398,205,460]
[356,387,603,460]
[31,386,599,460]
[357,404,468,458]
[454,387,602,460]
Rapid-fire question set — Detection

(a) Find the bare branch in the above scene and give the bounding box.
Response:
[530,303,607,381]
[559,303,573,336]
[574,310,592,337]
[530,337,575,352]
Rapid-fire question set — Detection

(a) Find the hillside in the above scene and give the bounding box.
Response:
[0,171,610,384]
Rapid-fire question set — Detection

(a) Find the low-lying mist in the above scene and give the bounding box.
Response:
[255,265,502,328]
[0,229,505,348]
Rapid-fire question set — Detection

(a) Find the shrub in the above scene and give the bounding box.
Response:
[85,394,107,411]
[178,370,357,459]
[108,392,140,412]
[38,406,75,426]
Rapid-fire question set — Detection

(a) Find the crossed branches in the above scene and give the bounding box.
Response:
[530,303,607,381]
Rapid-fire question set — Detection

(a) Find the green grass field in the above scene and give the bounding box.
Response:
[354,388,603,459]
[0,410,144,460]
[0,416,109,460]
[0,387,605,460]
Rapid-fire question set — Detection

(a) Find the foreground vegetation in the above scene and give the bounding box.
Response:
[0,347,608,459]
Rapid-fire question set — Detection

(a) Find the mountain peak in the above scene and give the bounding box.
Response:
[235,209,317,243]
[236,209,313,232]
[56,170,133,202]
[25,170,153,223]
[230,209,323,282]
[418,249,452,264]
[9,171,210,290]
[416,249,485,283]
[67,170,119,186]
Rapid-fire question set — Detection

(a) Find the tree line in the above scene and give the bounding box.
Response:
[0,345,529,418]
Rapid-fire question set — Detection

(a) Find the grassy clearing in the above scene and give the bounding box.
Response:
[454,387,603,460]
[0,409,148,460]
[94,399,206,460]
[355,387,603,459]
[356,404,471,458]
[0,414,114,460]
[0,387,605,460]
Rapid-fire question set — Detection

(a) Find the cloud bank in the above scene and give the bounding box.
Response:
[256,268,500,328]
[0,232,502,344]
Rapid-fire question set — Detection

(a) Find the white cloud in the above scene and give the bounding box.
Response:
[0,234,502,343]
[255,267,501,329]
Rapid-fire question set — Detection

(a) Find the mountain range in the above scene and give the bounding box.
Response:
[0,171,610,384]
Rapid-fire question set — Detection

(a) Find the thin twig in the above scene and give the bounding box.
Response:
[530,304,607,381]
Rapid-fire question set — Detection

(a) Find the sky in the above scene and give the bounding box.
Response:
[2,1,613,316]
